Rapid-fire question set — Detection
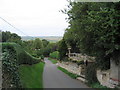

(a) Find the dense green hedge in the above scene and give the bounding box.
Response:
[2,42,40,65]
[1,42,41,88]
[2,44,22,88]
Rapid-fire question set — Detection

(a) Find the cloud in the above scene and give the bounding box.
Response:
[0,0,69,36]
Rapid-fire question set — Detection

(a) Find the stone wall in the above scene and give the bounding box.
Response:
[58,62,80,75]
[96,69,111,87]
[69,53,95,62]
[57,61,86,78]
[96,60,120,88]
[58,55,120,88]
[109,60,120,87]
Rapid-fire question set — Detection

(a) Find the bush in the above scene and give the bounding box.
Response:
[32,54,38,58]
[62,57,69,62]
[58,40,68,60]
[2,42,40,65]
[40,47,51,57]
[18,51,40,65]
[1,42,42,88]
[49,51,60,59]
[77,60,84,66]
[2,45,22,88]
[40,55,44,59]
[85,63,98,84]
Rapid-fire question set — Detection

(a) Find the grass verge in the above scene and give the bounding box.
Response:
[48,58,58,64]
[58,66,79,79]
[19,62,45,88]
[58,66,110,89]
[90,83,107,88]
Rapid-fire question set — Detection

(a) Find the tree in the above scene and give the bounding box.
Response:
[22,40,34,54]
[42,39,49,47]
[62,1,120,69]
[33,38,43,50]
[58,39,68,60]
[64,28,80,53]
[39,43,58,57]
[2,31,11,42]
[1,31,22,45]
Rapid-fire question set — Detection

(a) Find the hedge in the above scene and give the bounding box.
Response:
[2,42,40,65]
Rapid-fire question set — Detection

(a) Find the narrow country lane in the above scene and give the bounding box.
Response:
[43,58,92,88]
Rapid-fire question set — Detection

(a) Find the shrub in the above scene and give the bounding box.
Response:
[85,63,98,84]
[32,54,38,58]
[18,51,40,65]
[49,51,60,59]
[2,45,22,88]
[58,39,68,60]
[2,42,40,65]
[40,55,44,59]
[1,42,42,88]
[40,47,51,57]
[77,60,84,66]
[62,57,69,62]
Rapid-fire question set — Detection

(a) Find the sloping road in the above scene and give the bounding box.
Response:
[43,58,92,88]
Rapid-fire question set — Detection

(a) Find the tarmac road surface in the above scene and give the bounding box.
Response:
[43,58,93,89]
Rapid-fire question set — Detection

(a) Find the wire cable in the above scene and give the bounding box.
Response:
[0,17,33,38]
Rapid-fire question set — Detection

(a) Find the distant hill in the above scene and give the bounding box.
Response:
[21,36,63,42]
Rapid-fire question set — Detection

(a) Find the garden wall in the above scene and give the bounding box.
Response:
[96,60,120,88]
[57,62,80,75]
[109,60,120,87]
[97,69,110,87]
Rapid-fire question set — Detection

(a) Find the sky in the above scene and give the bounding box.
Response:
[0,0,69,36]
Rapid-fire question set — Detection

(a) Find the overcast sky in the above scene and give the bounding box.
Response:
[0,0,69,36]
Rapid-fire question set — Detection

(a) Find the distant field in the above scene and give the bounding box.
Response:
[21,36,62,42]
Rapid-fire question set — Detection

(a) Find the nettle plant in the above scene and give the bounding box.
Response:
[2,48,22,88]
